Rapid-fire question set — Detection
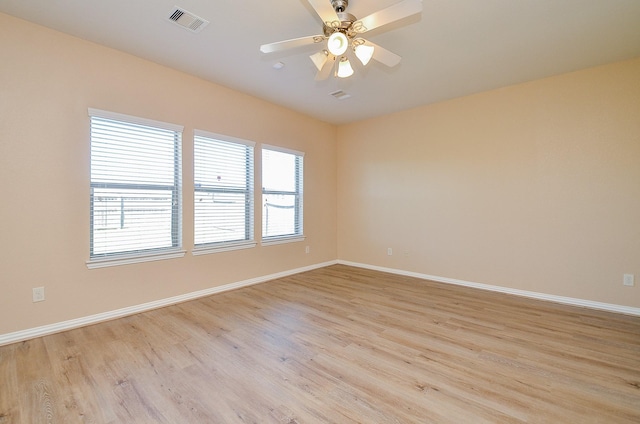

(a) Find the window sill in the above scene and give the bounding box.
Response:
[86,249,186,269]
[261,235,306,246]
[192,241,257,256]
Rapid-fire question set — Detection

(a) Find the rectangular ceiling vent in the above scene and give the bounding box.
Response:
[330,90,351,100]
[167,6,210,33]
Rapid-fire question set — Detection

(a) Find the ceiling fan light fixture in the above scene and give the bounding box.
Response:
[354,43,374,66]
[327,32,348,56]
[337,57,354,78]
[259,0,422,81]
[310,50,329,71]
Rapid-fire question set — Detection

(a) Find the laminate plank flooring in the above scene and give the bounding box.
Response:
[1,264,639,423]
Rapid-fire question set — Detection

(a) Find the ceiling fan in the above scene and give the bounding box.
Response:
[260,0,422,80]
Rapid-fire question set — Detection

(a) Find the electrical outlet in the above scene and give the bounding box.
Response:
[623,274,635,287]
[32,287,45,302]
[387,248,393,256]
[305,246,310,254]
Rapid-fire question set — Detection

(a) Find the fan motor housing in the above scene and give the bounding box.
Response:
[323,12,356,36]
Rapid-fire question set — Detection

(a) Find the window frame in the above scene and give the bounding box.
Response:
[86,108,185,269]
[261,144,305,245]
[192,130,256,255]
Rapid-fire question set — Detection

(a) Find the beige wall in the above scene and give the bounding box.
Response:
[0,13,337,335]
[2,12,639,338]
[337,57,640,308]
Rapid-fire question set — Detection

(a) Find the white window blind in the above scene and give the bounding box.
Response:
[89,109,183,263]
[194,131,255,250]
[262,146,304,241]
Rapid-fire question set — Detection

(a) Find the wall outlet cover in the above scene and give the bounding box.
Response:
[623,274,635,287]
[33,287,45,302]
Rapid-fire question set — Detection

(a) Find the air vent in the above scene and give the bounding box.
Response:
[167,6,210,33]
[330,90,351,100]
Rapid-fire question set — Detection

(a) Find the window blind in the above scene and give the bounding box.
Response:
[89,109,182,260]
[262,146,304,240]
[194,131,255,249]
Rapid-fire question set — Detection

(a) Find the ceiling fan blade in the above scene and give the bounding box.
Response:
[307,0,340,25]
[367,41,402,67]
[315,53,336,80]
[260,35,324,54]
[354,0,422,33]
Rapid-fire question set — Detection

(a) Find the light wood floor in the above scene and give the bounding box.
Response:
[1,265,639,423]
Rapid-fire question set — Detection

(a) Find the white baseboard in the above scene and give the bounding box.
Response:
[0,260,338,347]
[338,260,640,317]
[4,259,636,347]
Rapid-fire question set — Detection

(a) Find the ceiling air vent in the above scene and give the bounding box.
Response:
[330,90,351,100]
[167,6,210,33]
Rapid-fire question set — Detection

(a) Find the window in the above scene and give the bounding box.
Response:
[88,109,184,268]
[193,131,255,253]
[262,146,304,243]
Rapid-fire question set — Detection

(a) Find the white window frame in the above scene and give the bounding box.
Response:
[87,108,185,269]
[261,145,305,246]
[192,130,256,256]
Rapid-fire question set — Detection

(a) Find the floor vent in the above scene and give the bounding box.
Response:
[167,6,210,33]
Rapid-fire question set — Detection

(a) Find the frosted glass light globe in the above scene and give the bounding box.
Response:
[327,32,348,56]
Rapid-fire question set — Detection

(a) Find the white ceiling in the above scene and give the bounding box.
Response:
[1,0,639,124]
